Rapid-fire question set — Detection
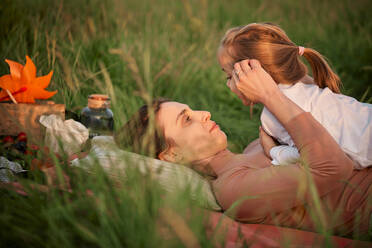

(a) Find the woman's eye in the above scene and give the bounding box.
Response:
[186,116,191,122]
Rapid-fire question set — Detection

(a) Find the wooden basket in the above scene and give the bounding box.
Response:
[0,102,65,143]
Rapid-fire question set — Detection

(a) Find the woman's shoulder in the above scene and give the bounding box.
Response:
[239,140,272,169]
[243,138,261,154]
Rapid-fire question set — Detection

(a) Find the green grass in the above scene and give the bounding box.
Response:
[0,0,371,247]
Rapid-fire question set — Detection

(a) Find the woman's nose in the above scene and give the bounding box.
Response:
[202,111,211,122]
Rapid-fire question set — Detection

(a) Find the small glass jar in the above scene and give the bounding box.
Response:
[81,94,114,138]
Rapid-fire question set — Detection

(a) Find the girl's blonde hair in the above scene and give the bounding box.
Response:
[220,23,341,93]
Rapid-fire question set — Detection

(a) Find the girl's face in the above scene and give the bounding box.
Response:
[218,46,251,106]
[156,101,227,163]
[218,46,234,82]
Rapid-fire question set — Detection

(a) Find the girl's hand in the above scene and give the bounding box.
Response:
[259,126,276,159]
[231,59,279,105]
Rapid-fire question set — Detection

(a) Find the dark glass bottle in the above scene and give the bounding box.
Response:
[81,94,114,138]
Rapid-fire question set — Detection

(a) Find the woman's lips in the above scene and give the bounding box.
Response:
[210,122,219,132]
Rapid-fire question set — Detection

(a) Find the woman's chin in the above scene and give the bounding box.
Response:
[216,132,228,149]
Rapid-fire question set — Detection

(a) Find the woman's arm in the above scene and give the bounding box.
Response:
[216,112,354,221]
[217,60,354,220]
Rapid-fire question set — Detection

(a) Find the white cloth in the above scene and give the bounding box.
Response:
[0,156,24,183]
[270,145,300,166]
[261,82,372,169]
[39,114,89,156]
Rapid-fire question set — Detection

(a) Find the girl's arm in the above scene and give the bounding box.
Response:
[259,123,300,165]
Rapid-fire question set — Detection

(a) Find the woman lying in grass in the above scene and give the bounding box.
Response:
[115,59,371,240]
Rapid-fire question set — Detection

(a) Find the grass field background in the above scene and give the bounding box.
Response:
[0,0,371,247]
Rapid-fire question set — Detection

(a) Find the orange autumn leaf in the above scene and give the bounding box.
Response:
[6,60,23,80]
[0,56,57,103]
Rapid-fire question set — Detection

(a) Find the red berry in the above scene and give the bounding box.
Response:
[24,150,33,155]
[28,144,40,151]
[42,146,50,154]
[31,158,42,170]
[17,132,27,142]
[3,136,14,143]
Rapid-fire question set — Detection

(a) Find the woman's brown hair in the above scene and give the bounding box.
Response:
[220,23,341,93]
[114,98,171,158]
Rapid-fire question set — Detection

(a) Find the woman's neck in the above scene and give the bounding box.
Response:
[191,149,236,176]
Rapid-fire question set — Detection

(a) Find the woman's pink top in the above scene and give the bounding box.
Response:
[212,112,372,237]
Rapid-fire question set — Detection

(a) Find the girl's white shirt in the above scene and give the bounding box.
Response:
[260,82,372,169]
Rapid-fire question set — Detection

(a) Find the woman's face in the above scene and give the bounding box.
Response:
[156,101,227,163]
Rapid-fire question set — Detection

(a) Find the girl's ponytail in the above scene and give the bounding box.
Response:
[220,23,342,93]
[303,48,341,93]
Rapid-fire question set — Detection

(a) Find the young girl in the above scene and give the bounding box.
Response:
[218,23,372,169]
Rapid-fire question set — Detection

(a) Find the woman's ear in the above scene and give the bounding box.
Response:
[158,147,182,163]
